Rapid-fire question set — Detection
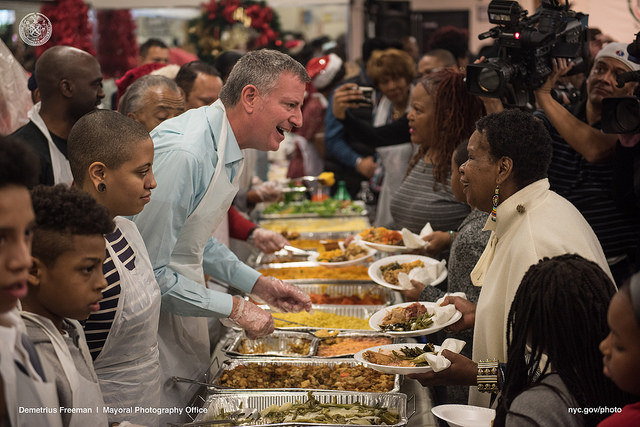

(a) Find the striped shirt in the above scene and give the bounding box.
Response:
[389,159,470,234]
[82,227,136,360]
[535,106,640,261]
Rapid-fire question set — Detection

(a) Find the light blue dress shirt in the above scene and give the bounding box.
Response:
[131,102,261,318]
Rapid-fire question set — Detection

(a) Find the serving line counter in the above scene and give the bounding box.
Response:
[172,210,440,426]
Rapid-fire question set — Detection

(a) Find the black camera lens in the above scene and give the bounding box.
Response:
[478,68,501,92]
[602,97,640,134]
[616,98,640,131]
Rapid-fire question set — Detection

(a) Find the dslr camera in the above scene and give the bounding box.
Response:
[466,0,589,107]
[602,32,640,134]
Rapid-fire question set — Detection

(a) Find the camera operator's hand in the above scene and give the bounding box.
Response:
[535,58,574,98]
[332,83,369,120]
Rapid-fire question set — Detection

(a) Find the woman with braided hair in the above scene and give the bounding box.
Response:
[494,254,628,427]
[389,69,483,249]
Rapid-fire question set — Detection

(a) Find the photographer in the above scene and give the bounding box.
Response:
[534,42,640,284]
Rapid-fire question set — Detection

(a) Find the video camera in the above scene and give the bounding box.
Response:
[466,0,589,107]
[602,32,640,134]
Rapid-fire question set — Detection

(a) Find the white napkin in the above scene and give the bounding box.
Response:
[401,222,433,249]
[396,259,447,289]
[434,303,456,325]
[426,338,466,372]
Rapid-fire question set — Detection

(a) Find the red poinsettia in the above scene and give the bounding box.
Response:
[36,0,95,57]
[97,10,137,79]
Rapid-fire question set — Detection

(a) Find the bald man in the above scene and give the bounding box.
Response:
[11,46,105,186]
[417,49,458,78]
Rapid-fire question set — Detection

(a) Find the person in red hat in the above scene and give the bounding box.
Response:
[287,53,345,178]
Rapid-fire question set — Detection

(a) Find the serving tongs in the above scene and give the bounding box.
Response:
[282,245,315,256]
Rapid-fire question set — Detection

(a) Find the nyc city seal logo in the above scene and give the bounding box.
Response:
[19,13,52,46]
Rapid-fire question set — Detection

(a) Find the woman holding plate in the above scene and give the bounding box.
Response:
[409,109,612,408]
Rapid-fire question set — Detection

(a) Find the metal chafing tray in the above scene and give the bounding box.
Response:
[259,217,370,235]
[257,262,373,283]
[267,305,376,331]
[259,201,368,220]
[314,331,398,358]
[193,390,409,427]
[209,358,401,393]
[223,331,317,358]
[223,331,398,359]
[295,282,395,308]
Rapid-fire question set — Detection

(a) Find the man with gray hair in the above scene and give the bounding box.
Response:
[131,49,312,423]
[118,74,185,132]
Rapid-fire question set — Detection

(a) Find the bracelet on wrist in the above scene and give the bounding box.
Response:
[477,359,500,393]
[449,230,457,241]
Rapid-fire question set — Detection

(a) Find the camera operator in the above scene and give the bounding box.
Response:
[533,42,640,284]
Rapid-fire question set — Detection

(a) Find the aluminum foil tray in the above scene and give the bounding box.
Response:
[224,331,317,358]
[209,358,401,393]
[259,217,370,234]
[314,331,398,358]
[295,283,395,308]
[267,305,376,332]
[259,201,368,220]
[194,390,408,426]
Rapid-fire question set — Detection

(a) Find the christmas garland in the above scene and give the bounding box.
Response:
[188,0,285,63]
[97,10,137,79]
[36,0,94,57]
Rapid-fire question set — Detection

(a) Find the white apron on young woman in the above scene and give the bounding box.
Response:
[93,217,162,426]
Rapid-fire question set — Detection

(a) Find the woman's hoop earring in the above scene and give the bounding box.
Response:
[97,183,106,193]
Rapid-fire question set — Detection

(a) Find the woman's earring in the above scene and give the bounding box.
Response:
[97,183,106,193]
[490,185,499,222]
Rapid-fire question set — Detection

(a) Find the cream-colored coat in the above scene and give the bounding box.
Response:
[469,179,611,407]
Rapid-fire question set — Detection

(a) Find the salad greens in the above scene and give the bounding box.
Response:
[263,199,364,217]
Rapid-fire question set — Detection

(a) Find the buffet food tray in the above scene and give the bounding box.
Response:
[260,201,368,220]
[223,331,398,359]
[223,331,317,358]
[209,358,401,393]
[267,305,376,331]
[257,262,373,282]
[259,217,370,234]
[295,282,396,308]
[194,390,408,426]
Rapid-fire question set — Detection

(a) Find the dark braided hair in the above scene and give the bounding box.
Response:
[406,69,483,189]
[494,254,627,427]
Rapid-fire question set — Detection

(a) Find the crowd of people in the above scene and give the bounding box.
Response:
[0,19,639,427]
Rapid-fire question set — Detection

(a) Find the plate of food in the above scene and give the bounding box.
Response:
[354,343,440,374]
[309,242,376,267]
[357,227,408,252]
[369,302,462,337]
[368,255,447,291]
[431,404,496,427]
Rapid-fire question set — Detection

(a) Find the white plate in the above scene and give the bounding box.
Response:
[369,302,462,337]
[368,255,447,291]
[308,243,376,267]
[431,404,496,427]
[360,240,409,253]
[353,343,440,374]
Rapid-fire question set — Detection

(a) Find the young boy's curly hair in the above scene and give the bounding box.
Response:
[30,185,114,267]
